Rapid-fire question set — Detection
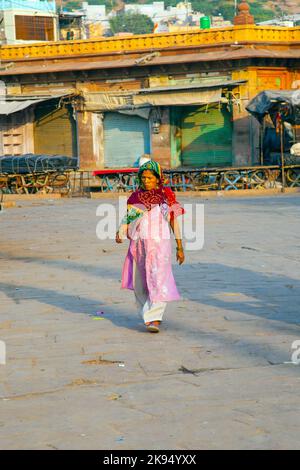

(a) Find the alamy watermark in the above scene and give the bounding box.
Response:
[284,340,300,365]
[290,340,300,365]
[0,340,6,365]
[95,198,204,251]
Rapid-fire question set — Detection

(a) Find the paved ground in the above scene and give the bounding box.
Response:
[0,193,300,450]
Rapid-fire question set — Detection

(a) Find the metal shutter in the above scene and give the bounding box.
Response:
[34,103,77,157]
[104,112,150,168]
[181,105,233,167]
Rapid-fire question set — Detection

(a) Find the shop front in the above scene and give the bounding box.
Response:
[171,103,233,168]
[0,94,78,159]
[103,112,150,168]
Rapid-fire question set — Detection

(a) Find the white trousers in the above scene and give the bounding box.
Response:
[133,261,167,324]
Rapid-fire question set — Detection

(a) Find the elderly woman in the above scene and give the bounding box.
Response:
[116,160,185,333]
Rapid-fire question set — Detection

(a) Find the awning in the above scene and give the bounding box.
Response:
[83,93,131,111]
[0,94,73,115]
[0,98,47,115]
[83,89,222,110]
[83,80,244,111]
[133,88,222,106]
[133,80,245,106]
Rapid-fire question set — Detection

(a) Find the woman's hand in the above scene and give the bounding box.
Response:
[116,224,130,243]
[170,217,184,264]
[115,231,123,244]
[176,247,185,265]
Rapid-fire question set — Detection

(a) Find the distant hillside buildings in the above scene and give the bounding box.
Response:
[258,14,300,27]
[0,0,234,43]
[2,0,297,46]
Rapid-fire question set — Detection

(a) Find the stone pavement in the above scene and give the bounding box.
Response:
[0,194,299,450]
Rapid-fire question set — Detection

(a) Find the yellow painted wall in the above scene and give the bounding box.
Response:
[1,25,300,61]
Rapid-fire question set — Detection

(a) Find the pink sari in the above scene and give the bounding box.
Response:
[121,204,181,303]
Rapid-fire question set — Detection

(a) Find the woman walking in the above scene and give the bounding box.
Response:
[116,160,185,333]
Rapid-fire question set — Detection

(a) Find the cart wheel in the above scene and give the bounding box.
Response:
[49,173,70,194]
[286,169,300,187]
[0,176,9,193]
[182,172,194,191]
[32,174,49,193]
[169,173,184,191]
[196,172,219,191]
[9,175,26,194]
[100,174,120,192]
[24,175,35,194]
[122,173,138,191]
[222,171,243,190]
[189,172,201,191]
[117,174,130,192]
[248,170,266,189]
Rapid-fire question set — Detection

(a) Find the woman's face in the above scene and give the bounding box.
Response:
[141,170,159,190]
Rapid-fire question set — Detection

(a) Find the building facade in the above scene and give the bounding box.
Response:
[0,4,300,170]
[0,0,58,44]
[59,12,86,41]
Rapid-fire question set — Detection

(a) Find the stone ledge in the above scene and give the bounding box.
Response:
[174,187,300,198]
[1,193,62,201]
[0,201,16,209]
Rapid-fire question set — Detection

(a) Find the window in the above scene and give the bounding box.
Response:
[15,15,54,41]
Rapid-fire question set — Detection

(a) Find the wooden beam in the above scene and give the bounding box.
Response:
[159,65,167,73]
[181,63,189,71]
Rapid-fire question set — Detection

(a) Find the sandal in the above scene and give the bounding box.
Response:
[146,321,160,333]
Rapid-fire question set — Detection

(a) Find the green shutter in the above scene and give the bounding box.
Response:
[181,105,233,167]
[104,112,150,168]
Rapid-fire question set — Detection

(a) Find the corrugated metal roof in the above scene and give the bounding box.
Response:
[0,47,300,76]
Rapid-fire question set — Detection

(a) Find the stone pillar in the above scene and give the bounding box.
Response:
[77,110,104,169]
[232,105,253,166]
[232,69,258,166]
[150,107,172,168]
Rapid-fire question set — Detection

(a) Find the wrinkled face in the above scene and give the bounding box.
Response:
[141,169,159,191]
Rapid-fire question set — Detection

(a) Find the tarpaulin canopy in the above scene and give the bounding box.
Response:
[246,90,300,124]
[83,80,245,111]
[133,88,222,107]
[0,98,48,115]
[0,154,78,174]
[83,92,131,111]
[0,94,72,115]
[83,89,223,110]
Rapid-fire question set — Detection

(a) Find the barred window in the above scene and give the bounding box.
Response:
[15,15,54,41]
